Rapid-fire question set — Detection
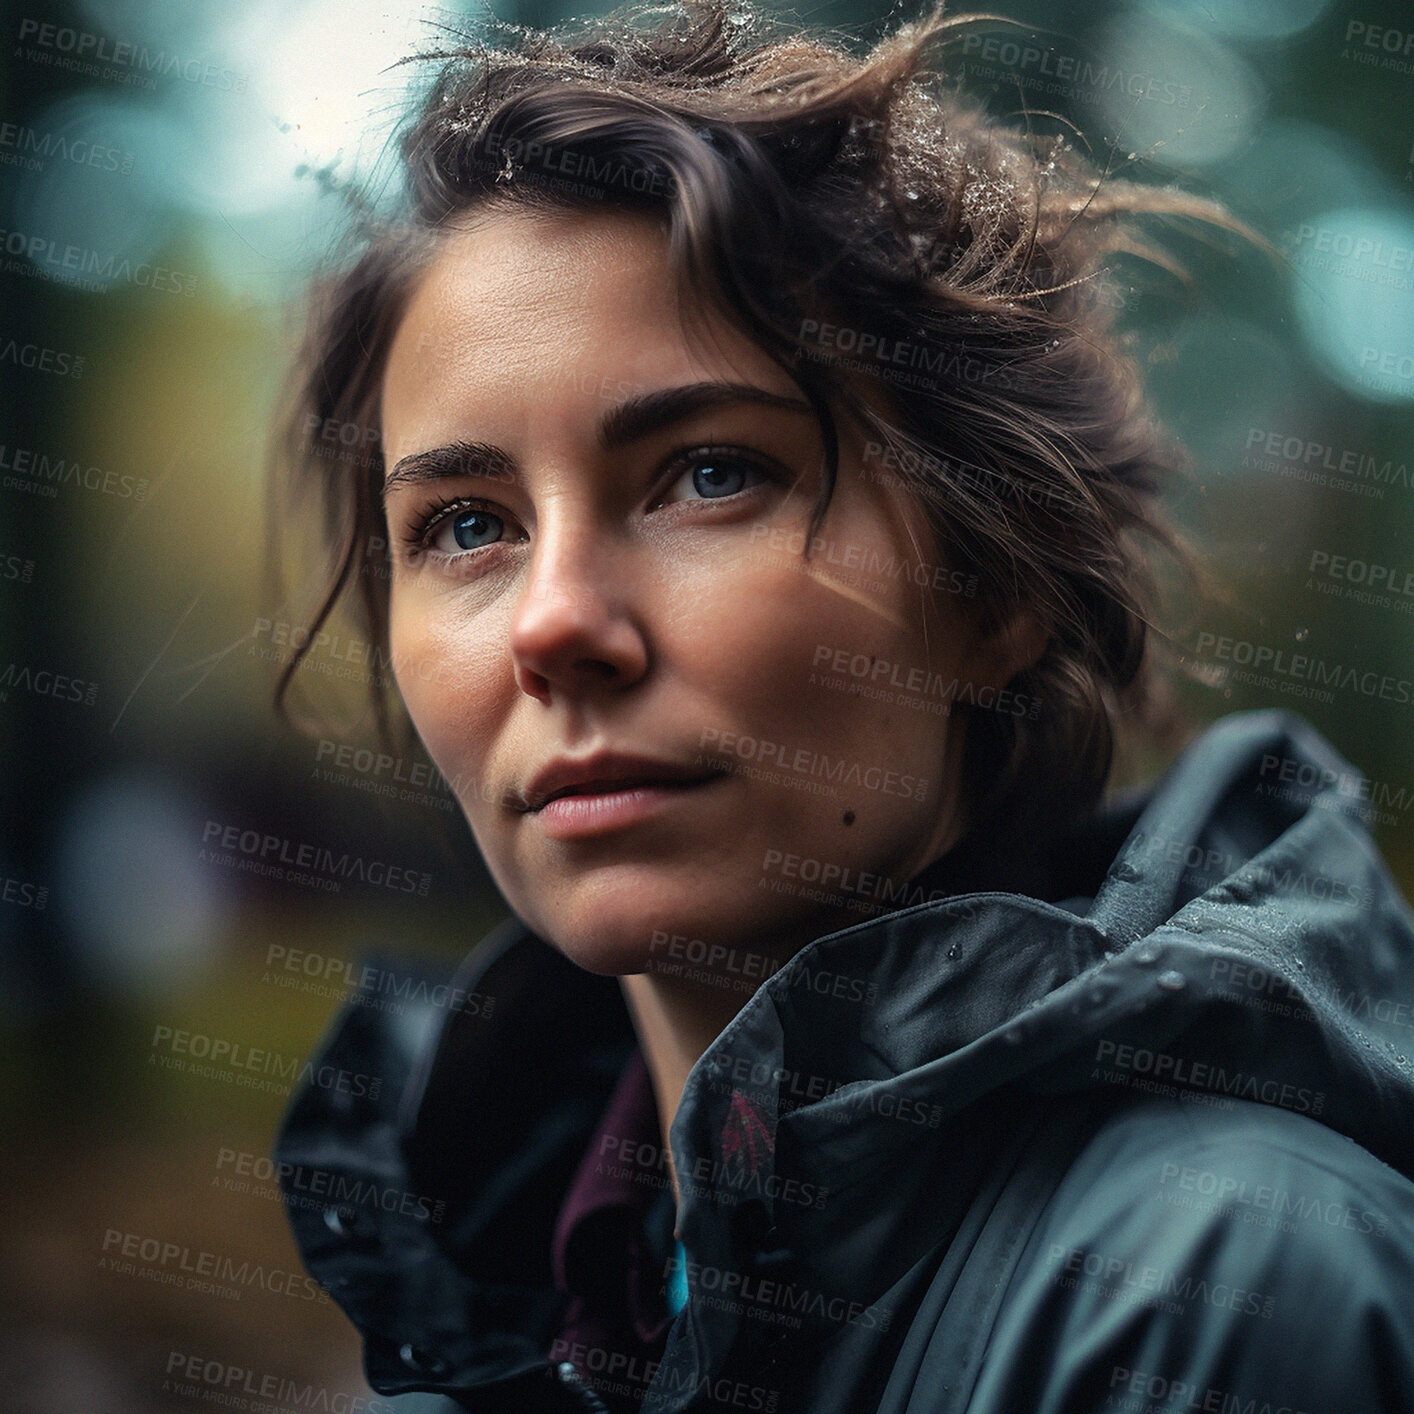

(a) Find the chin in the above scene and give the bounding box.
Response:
[545,923,663,977]
[506,874,785,980]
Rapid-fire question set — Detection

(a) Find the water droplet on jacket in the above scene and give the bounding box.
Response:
[1109,861,1140,884]
[1002,1026,1024,1044]
[946,942,962,961]
[1157,970,1186,991]
[1133,940,1161,964]
[1294,627,1309,642]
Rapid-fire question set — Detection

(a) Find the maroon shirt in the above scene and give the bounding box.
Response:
[548,1047,677,1409]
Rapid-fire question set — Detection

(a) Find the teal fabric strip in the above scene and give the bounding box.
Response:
[666,1237,689,1315]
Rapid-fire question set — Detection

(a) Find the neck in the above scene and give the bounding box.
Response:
[614,887,903,1213]
[617,818,977,1217]
[618,970,740,1211]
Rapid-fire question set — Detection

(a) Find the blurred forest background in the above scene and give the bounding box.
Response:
[3,0,1414,1407]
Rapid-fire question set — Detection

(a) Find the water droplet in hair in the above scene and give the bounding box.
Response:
[1157,970,1186,991]
[905,188,920,201]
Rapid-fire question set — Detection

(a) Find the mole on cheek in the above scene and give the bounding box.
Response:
[842,811,855,826]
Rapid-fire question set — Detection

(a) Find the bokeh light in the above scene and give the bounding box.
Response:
[1290,204,1414,404]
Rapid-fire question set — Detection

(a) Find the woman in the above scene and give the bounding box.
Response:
[271,2,1414,1410]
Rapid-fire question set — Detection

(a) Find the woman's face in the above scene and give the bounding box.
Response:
[380,205,1025,975]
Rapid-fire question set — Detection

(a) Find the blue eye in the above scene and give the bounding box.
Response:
[437,507,505,552]
[663,453,765,503]
[692,460,747,497]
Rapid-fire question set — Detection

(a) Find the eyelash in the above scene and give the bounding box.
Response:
[399,444,781,558]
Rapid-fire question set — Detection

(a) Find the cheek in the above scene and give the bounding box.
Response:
[388,590,509,790]
[690,545,954,751]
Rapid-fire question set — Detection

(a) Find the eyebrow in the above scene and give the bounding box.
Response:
[381,380,815,503]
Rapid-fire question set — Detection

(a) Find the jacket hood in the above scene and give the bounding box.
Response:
[276,707,1414,1408]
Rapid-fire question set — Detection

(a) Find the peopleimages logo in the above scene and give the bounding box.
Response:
[100,1229,328,1303]
[1306,549,1414,617]
[1257,749,1414,828]
[1191,632,1414,708]
[215,1148,447,1225]
[0,336,83,378]
[794,318,1017,392]
[199,820,433,897]
[250,616,467,691]
[1243,426,1412,496]
[1107,1366,1312,1414]
[1156,1162,1390,1238]
[0,441,147,499]
[647,930,781,995]
[472,131,677,199]
[1094,1039,1324,1115]
[149,1024,382,1100]
[550,1341,780,1412]
[698,727,928,802]
[2,875,47,910]
[0,661,97,705]
[0,121,135,173]
[1342,19,1414,74]
[1048,1243,1276,1320]
[808,644,1039,720]
[15,18,249,91]
[163,1352,397,1414]
[663,1253,892,1331]
[0,226,196,295]
[261,945,495,1019]
[956,31,1195,107]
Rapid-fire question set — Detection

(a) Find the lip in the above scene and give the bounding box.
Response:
[521,751,729,814]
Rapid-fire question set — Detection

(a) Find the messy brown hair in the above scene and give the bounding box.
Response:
[272,0,1243,848]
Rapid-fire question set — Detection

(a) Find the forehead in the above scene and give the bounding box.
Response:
[378,205,797,462]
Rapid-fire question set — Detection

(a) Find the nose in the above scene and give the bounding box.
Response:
[508,527,650,703]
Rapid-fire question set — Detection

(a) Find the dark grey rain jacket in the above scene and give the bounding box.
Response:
[276,708,1414,1413]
